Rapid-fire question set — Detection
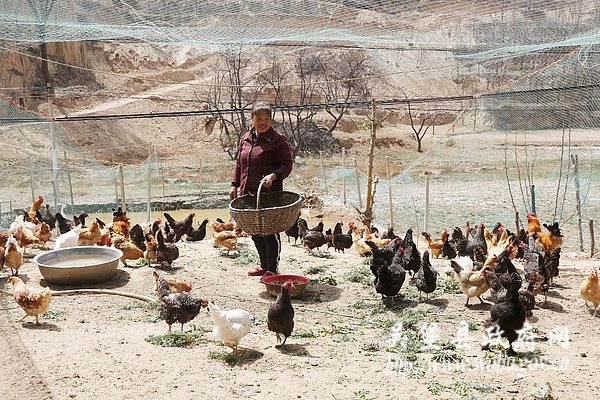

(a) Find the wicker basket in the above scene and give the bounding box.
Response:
[229,181,303,236]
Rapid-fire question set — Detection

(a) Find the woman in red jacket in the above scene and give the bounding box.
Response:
[230,101,293,276]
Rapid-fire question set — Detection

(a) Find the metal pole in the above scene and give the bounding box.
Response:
[119,164,126,212]
[341,147,346,205]
[530,185,536,215]
[30,165,35,203]
[63,151,74,212]
[47,83,60,208]
[114,174,119,206]
[354,159,363,209]
[572,154,584,252]
[386,156,394,229]
[424,173,430,233]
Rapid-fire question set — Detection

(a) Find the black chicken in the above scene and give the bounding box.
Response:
[164,222,176,243]
[186,218,209,241]
[55,213,84,234]
[366,237,402,266]
[441,237,457,259]
[333,222,343,236]
[164,212,195,241]
[373,250,406,303]
[151,218,162,238]
[73,213,89,228]
[309,221,324,233]
[482,272,525,356]
[153,271,208,332]
[156,230,179,268]
[466,223,487,264]
[297,221,328,253]
[267,280,295,347]
[523,236,548,304]
[36,204,56,230]
[415,251,438,301]
[285,217,306,244]
[481,268,536,318]
[129,224,146,252]
[402,228,421,276]
[328,233,353,253]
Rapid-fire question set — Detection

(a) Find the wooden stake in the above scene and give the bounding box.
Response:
[147,155,152,223]
[29,165,35,204]
[354,159,363,209]
[342,147,346,205]
[63,150,74,213]
[386,156,393,229]
[119,164,126,212]
[515,211,520,232]
[365,99,376,212]
[114,173,119,206]
[590,219,595,258]
[199,159,203,198]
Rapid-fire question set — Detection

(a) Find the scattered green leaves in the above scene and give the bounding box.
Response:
[40,310,65,320]
[310,275,337,286]
[136,258,151,266]
[305,264,326,275]
[232,250,259,266]
[145,327,204,347]
[310,249,333,259]
[345,266,373,286]
[530,382,556,400]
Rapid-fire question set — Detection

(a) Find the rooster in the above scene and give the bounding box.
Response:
[208,301,251,355]
[527,213,542,234]
[267,280,295,347]
[421,230,448,259]
[28,195,44,221]
[535,222,563,254]
[450,255,490,306]
[7,276,52,325]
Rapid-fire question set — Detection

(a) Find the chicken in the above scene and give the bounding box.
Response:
[349,223,373,257]
[186,218,209,241]
[164,212,195,241]
[156,229,180,267]
[153,271,208,331]
[401,228,421,276]
[76,220,102,246]
[481,268,536,318]
[466,223,488,264]
[332,222,343,235]
[366,237,402,267]
[309,221,324,233]
[442,236,457,260]
[415,251,438,301]
[450,256,490,306]
[297,220,328,253]
[56,213,86,234]
[129,224,146,251]
[54,224,83,249]
[284,216,306,245]
[327,233,353,253]
[211,217,236,233]
[267,280,295,347]
[0,244,5,272]
[0,232,8,248]
[12,225,39,254]
[7,276,52,325]
[34,222,53,248]
[153,276,192,296]
[208,302,251,355]
[163,222,175,243]
[28,195,44,220]
[4,235,23,276]
[482,272,525,356]
[527,212,542,234]
[36,204,56,230]
[112,220,131,239]
[535,222,563,254]
[151,218,162,238]
[523,236,550,305]
[144,233,158,261]
[95,218,111,246]
[580,267,600,316]
[212,228,241,255]
[372,250,406,303]
[421,230,448,259]
[110,233,144,267]
[362,224,391,247]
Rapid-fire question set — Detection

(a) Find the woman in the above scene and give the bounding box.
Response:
[230,101,293,277]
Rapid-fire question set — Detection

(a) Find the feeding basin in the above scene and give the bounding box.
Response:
[33,246,123,285]
[260,274,310,298]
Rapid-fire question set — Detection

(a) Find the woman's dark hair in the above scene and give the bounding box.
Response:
[251,101,272,117]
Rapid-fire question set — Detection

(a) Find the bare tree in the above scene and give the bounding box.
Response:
[407,101,437,153]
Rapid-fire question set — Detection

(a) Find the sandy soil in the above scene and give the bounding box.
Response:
[1,213,599,400]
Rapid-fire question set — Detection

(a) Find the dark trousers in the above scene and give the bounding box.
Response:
[251,233,281,273]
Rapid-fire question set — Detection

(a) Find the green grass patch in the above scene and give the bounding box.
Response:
[310,275,337,286]
[136,258,151,266]
[351,390,374,400]
[344,266,373,286]
[290,329,317,338]
[305,264,326,275]
[530,382,556,400]
[145,327,204,347]
[427,378,495,397]
[310,249,333,259]
[40,310,65,320]
[351,300,366,309]
[232,250,259,265]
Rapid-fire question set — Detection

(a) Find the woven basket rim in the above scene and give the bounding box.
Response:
[229,190,303,212]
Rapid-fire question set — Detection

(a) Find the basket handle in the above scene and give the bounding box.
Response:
[256,180,265,210]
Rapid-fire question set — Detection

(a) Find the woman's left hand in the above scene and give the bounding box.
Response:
[261,173,277,188]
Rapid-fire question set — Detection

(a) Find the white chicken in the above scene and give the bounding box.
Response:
[10,215,37,233]
[207,302,251,355]
[54,224,83,249]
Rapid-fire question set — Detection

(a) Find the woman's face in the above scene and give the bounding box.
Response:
[252,110,272,134]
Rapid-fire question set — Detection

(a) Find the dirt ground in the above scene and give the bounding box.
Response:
[1,212,599,400]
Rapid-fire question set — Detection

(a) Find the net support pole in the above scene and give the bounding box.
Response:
[515,211,520,232]
[572,154,584,252]
[530,185,536,215]
[48,84,60,208]
[200,159,203,198]
[147,155,152,223]
[589,219,595,258]
[114,173,119,206]
[119,164,126,212]
[424,173,430,233]
[354,159,363,209]
[342,147,346,205]
[320,151,326,193]
[63,151,74,213]
[386,156,393,229]
[29,165,35,203]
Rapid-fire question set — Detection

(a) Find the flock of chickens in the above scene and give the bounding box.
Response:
[2,195,600,358]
